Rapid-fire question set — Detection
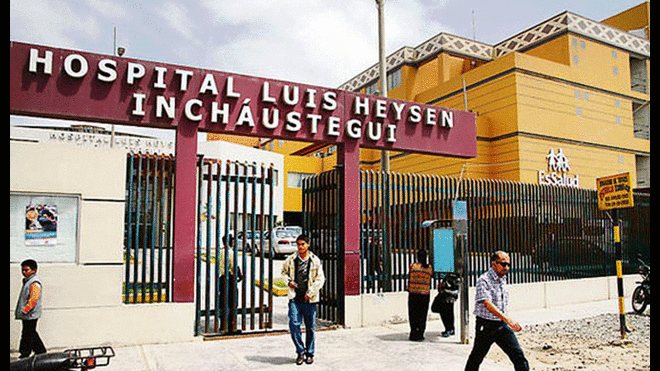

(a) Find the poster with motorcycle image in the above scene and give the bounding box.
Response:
[25,203,58,246]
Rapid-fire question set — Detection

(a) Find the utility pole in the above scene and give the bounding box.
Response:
[111,27,118,148]
[376,0,389,172]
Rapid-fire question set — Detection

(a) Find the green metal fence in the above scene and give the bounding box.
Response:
[123,153,175,304]
[360,171,650,291]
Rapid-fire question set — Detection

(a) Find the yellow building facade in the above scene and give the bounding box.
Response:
[216,3,650,220]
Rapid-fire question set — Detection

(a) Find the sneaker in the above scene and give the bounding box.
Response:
[441,330,455,337]
[305,354,314,364]
[296,354,305,365]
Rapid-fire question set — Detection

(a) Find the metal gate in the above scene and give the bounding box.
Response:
[123,153,175,304]
[301,170,342,325]
[194,157,277,337]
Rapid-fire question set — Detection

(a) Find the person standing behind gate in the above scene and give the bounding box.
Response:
[282,234,325,365]
[15,259,47,358]
[406,249,432,341]
[465,251,529,371]
[219,235,242,334]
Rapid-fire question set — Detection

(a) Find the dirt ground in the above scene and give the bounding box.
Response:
[486,312,650,371]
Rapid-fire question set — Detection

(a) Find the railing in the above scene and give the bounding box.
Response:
[360,171,650,291]
[123,153,175,304]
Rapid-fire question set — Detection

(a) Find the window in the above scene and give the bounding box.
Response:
[287,172,315,189]
[363,68,401,95]
[633,102,650,140]
[387,69,402,90]
[365,82,378,95]
[630,57,648,93]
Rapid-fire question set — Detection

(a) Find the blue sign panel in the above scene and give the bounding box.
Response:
[453,200,467,220]
[432,228,454,272]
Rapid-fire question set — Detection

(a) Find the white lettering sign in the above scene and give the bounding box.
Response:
[538,148,579,187]
[21,46,466,149]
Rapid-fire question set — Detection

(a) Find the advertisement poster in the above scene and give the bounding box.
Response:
[25,204,58,246]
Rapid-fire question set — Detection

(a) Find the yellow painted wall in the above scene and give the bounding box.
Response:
[518,138,638,188]
[398,30,649,188]
[282,154,324,212]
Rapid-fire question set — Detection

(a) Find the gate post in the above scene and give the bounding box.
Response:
[337,141,361,324]
[172,121,199,303]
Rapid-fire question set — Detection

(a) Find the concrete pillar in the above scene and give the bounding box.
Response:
[337,141,361,300]
[172,121,198,303]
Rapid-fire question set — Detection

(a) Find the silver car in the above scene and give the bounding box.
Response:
[270,226,302,257]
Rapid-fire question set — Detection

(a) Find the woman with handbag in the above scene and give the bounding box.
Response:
[406,249,432,341]
[434,273,459,337]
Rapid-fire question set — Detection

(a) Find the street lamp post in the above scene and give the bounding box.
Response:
[376,0,389,172]
[111,27,126,148]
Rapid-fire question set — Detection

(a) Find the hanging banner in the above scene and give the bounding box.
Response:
[10,41,477,158]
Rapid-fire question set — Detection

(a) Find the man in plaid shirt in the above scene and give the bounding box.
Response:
[465,251,529,371]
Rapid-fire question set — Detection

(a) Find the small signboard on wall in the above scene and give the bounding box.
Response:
[596,172,634,210]
[10,193,79,263]
[25,204,58,246]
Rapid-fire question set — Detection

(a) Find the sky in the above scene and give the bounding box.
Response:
[10,0,647,139]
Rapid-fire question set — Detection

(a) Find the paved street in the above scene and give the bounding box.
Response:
[96,299,621,371]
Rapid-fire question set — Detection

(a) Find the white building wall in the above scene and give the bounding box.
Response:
[10,141,195,350]
[197,139,285,226]
[10,133,285,350]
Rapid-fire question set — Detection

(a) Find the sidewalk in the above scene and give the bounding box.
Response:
[98,299,619,371]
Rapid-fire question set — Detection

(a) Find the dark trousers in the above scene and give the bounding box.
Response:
[219,275,238,332]
[19,319,46,358]
[438,302,455,332]
[407,293,430,340]
[465,317,529,371]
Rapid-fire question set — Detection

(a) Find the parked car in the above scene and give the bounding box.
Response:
[270,226,302,257]
[236,231,269,255]
[532,237,609,268]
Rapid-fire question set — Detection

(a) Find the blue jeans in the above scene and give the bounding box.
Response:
[288,300,317,356]
[465,317,529,371]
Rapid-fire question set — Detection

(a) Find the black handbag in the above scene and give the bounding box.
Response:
[431,292,444,313]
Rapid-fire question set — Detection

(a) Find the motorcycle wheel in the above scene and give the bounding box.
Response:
[631,285,649,314]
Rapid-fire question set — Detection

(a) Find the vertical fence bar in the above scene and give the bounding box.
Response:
[240,162,248,331]
[141,155,151,304]
[248,162,256,331]
[194,156,203,335]
[165,156,174,302]
[124,154,135,304]
[259,163,266,329]
[156,156,164,302]
[148,155,156,301]
[204,160,213,333]
[133,154,144,305]
[212,161,221,333]
[267,164,274,329]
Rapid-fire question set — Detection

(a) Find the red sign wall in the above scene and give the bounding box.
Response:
[10,41,476,158]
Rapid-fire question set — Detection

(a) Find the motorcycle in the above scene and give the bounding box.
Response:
[631,255,650,314]
[10,346,114,371]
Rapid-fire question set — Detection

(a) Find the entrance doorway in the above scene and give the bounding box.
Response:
[194,157,283,336]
